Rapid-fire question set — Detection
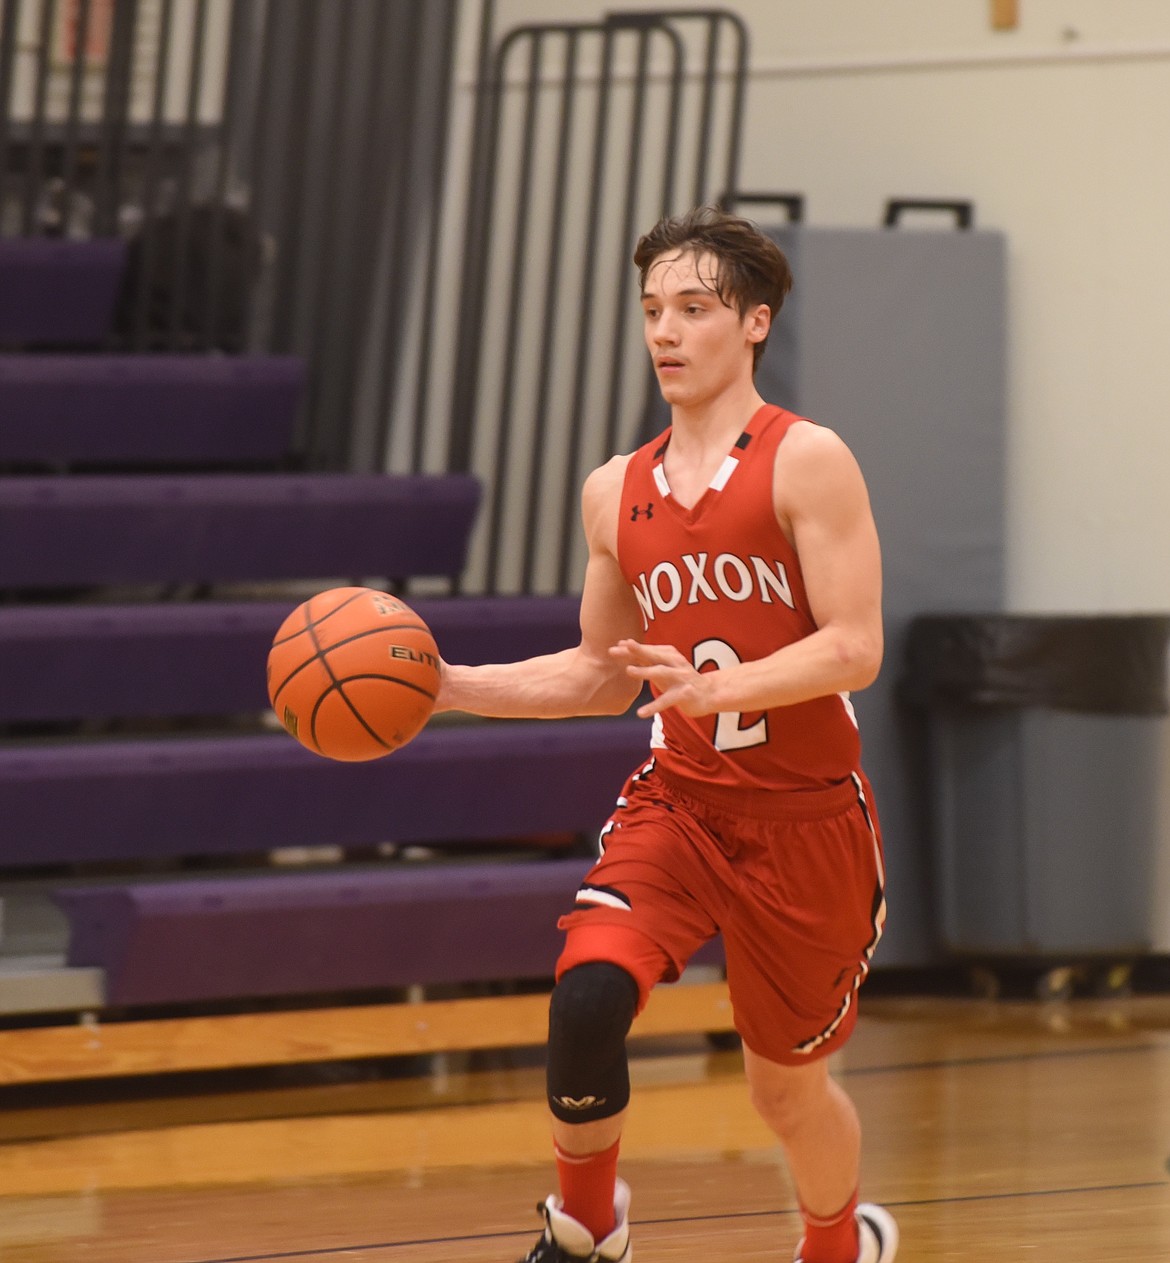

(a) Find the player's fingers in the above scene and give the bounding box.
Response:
[636,680,694,717]
[618,641,684,667]
[635,669,687,703]
[627,662,683,687]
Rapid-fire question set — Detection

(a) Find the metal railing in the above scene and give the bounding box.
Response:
[0,2,757,594]
[446,7,749,594]
[0,0,460,473]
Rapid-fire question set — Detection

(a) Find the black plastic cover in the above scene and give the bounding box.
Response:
[901,614,1170,715]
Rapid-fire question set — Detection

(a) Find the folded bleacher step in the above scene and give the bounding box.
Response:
[55,858,592,1006]
[0,471,481,586]
[0,237,126,346]
[0,594,580,721]
[0,717,651,865]
[0,355,305,467]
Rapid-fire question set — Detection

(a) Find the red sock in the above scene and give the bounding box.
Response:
[555,1138,621,1244]
[799,1191,859,1263]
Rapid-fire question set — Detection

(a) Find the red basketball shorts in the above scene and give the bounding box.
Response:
[556,761,888,1065]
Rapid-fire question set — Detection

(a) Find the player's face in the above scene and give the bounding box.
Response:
[640,249,768,409]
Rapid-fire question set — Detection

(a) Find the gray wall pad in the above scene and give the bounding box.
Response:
[757,226,1008,965]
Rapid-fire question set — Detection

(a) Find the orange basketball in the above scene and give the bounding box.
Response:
[267,587,440,762]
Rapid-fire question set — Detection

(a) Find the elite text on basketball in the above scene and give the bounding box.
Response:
[390,643,441,669]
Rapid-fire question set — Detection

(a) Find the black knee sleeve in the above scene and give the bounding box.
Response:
[546,962,639,1125]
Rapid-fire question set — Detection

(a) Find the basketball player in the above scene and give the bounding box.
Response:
[436,206,896,1263]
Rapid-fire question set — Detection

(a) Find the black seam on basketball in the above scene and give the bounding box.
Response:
[270,590,372,648]
[273,625,434,704]
[332,672,437,702]
[316,623,433,654]
[270,596,346,711]
[275,619,427,656]
[309,679,395,754]
[270,652,323,706]
[295,603,432,753]
[307,608,394,747]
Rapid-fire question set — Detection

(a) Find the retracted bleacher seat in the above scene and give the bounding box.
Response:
[0,237,127,346]
[0,472,480,587]
[0,595,581,722]
[0,235,642,1011]
[0,718,650,867]
[55,859,595,1005]
[0,355,304,468]
[2,686,648,1005]
[0,460,651,1006]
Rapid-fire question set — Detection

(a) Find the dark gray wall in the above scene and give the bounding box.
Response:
[757,226,1008,965]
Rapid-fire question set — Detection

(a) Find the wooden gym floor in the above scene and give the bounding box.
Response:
[0,992,1168,1262]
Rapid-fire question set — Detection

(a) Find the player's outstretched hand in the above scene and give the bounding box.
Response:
[610,639,714,719]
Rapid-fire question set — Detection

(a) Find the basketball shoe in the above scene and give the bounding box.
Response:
[794,1203,898,1263]
[517,1178,632,1262]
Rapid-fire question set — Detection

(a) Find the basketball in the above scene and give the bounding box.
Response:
[267,587,440,762]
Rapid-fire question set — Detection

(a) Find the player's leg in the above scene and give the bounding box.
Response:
[723,778,896,1263]
[743,1047,858,1216]
[517,770,722,1262]
[545,959,637,1250]
[516,953,645,1263]
[741,1042,897,1263]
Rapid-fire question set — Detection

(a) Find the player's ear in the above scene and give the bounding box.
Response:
[745,303,770,345]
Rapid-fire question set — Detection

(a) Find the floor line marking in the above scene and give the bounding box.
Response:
[170,1177,1170,1263]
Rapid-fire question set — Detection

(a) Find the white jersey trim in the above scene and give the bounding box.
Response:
[708,454,740,491]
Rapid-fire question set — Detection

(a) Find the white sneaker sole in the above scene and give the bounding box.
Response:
[856,1202,899,1263]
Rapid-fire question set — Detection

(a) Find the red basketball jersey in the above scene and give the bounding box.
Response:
[617,403,863,796]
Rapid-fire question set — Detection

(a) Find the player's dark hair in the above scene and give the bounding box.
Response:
[633,205,793,370]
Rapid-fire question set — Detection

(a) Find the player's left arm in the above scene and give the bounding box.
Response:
[613,423,882,717]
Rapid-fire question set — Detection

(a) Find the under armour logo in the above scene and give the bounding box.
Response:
[630,503,654,521]
[553,1094,606,1110]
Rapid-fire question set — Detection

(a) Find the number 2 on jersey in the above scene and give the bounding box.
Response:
[693,638,768,752]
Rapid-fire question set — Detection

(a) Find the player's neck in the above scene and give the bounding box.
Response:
[660,384,766,509]
[667,383,766,459]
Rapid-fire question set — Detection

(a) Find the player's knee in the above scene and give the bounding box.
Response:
[747,1076,804,1137]
[546,962,638,1124]
[549,962,638,1063]
[746,1062,833,1139]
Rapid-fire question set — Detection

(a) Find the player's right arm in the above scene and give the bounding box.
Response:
[434,456,644,719]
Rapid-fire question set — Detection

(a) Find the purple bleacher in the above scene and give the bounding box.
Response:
[55,858,590,1004]
[0,595,580,722]
[0,472,480,586]
[0,717,652,867]
[410,594,581,671]
[0,355,304,466]
[0,238,127,345]
[55,858,726,1006]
